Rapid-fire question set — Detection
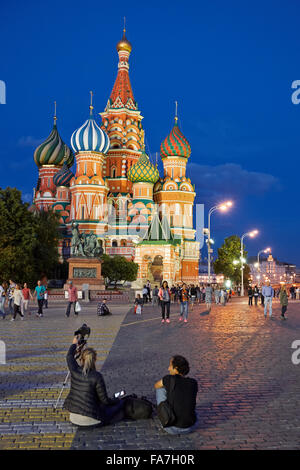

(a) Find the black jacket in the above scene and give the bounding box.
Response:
[63,344,117,420]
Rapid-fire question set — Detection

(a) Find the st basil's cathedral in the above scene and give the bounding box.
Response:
[32,29,200,286]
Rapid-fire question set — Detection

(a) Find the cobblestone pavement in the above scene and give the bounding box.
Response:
[1,298,300,449]
[0,301,127,450]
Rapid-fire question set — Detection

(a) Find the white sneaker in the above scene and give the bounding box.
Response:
[10,318,15,322]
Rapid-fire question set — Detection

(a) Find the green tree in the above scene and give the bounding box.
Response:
[0,187,61,287]
[213,235,251,286]
[101,254,138,287]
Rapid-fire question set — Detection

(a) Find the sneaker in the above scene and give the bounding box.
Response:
[161,319,165,323]
[10,318,15,322]
[21,316,24,320]
[179,316,183,322]
[184,319,188,323]
[166,319,170,323]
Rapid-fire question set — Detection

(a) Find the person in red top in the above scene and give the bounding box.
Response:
[66,281,78,317]
[21,283,33,316]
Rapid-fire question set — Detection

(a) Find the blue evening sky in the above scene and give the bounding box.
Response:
[0,0,299,265]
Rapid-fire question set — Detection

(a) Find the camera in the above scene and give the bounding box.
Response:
[74,323,91,345]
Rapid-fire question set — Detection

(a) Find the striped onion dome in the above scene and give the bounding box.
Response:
[53,157,74,187]
[34,123,74,168]
[71,114,110,154]
[160,119,191,159]
[127,151,160,184]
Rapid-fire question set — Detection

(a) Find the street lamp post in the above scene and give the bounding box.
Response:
[257,247,271,286]
[240,230,259,296]
[207,201,233,283]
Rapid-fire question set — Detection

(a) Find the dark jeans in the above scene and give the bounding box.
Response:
[248,296,253,306]
[13,304,24,319]
[161,301,170,319]
[281,305,287,317]
[143,294,148,304]
[261,295,264,306]
[37,299,44,315]
[66,302,77,317]
[254,295,258,306]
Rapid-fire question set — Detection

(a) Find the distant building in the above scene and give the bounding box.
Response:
[249,254,297,285]
[198,261,224,285]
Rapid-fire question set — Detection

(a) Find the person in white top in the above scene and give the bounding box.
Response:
[11,284,24,321]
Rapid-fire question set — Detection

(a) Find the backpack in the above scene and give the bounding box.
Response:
[157,376,176,427]
[123,394,154,420]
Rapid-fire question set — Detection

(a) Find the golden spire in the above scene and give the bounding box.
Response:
[54,101,57,125]
[117,17,132,53]
[175,100,178,123]
[89,91,94,115]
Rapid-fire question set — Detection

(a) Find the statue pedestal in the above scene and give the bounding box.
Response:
[66,257,105,293]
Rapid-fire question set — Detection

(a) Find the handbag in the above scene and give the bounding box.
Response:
[157,376,176,427]
[75,301,81,313]
[123,394,154,420]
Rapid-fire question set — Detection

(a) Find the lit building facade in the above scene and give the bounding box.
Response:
[32,30,200,286]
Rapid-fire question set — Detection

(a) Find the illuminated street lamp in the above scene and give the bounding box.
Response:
[206,201,233,283]
[257,247,271,287]
[241,230,259,296]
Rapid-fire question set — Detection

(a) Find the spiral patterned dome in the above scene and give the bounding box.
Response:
[160,119,191,159]
[34,124,74,168]
[53,158,74,187]
[127,151,160,184]
[71,115,110,154]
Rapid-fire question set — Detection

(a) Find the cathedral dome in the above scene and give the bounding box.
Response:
[160,119,191,159]
[53,154,74,187]
[117,30,132,53]
[34,123,74,168]
[71,114,110,154]
[128,151,160,184]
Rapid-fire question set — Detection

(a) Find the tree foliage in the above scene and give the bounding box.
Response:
[101,254,138,287]
[0,187,61,287]
[213,235,251,286]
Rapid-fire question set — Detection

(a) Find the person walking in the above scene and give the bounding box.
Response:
[179,283,189,323]
[43,286,48,308]
[33,280,46,317]
[262,281,274,319]
[189,285,197,311]
[142,285,148,304]
[280,285,288,320]
[0,282,7,319]
[66,281,78,317]
[253,285,259,306]
[7,280,16,316]
[146,280,151,302]
[134,294,143,315]
[205,284,213,313]
[21,283,33,316]
[158,281,171,324]
[152,285,159,306]
[11,284,24,321]
[214,287,220,305]
[248,286,253,306]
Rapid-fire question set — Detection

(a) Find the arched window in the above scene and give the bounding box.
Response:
[112,240,118,247]
[111,167,116,178]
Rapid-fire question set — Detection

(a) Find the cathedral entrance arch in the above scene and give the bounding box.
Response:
[151,255,163,284]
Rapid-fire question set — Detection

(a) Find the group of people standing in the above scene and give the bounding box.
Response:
[0,279,48,321]
[135,281,230,324]
[248,281,292,320]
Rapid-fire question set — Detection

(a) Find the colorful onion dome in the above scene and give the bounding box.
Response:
[53,150,74,187]
[117,29,132,53]
[71,112,110,154]
[160,118,191,159]
[127,151,160,184]
[34,123,74,168]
